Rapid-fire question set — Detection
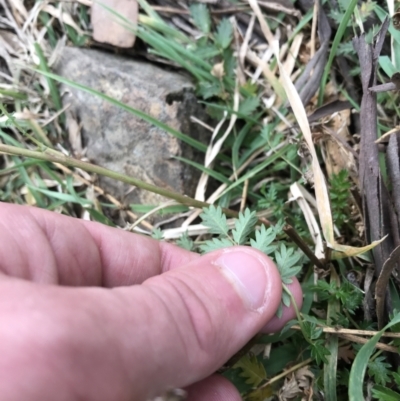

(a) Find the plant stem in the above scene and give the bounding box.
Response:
[0,144,211,209]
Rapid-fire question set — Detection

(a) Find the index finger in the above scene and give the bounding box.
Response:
[0,203,199,287]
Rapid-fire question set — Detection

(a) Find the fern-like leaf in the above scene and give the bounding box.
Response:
[368,356,392,386]
[234,355,267,387]
[274,243,302,284]
[176,231,194,251]
[310,340,330,364]
[238,96,260,115]
[200,205,229,236]
[246,386,274,401]
[250,225,277,255]
[151,228,164,240]
[214,18,233,49]
[199,237,233,254]
[189,3,211,34]
[232,208,258,245]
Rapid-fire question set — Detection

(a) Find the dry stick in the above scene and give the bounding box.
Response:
[281,223,325,270]
[0,144,320,264]
[354,20,391,275]
[257,0,301,17]
[256,357,314,391]
[368,82,397,93]
[375,245,400,330]
[291,326,398,353]
[292,325,400,338]
[239,179,249,212]
[310,0,318,58]
[337,333,398,353]
[150,5,250,15]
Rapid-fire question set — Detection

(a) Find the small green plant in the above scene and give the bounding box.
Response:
[372,369,400,400]
[176,231,194,251]
[329,0,376,26]
[198,205,304,317]
[313,279,363,315]
[151,227,164,240]
[329,169,352,231]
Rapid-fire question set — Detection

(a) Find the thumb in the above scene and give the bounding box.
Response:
[116,246,283,399]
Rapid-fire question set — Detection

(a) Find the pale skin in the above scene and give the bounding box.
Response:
[0,202,302,401]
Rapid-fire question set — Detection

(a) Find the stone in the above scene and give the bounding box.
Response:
[91,0,138,48]
[55,47,208,214]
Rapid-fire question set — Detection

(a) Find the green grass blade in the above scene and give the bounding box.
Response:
[200,101,263,126]
[34,43,64,124]
[379,55,397,77]
[174,156,230,184]
[139,14,189,42]
[220,144,290,197]
[0,89,27,100]
[232,119,258,171]
[288,8,313,42]
[324,269,340,401]
[137,28,212,82]
[27,185,92,206]
[349,313,400,400]
[318,0,358,105]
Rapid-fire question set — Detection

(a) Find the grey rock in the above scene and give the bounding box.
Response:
[55,47,208,215]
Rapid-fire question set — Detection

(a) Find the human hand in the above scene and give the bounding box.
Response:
[0,202,302,401]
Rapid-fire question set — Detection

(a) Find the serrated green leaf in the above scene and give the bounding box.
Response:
[274,244,303,281]
[311,341,330,364]
[214,18,233,49]
[238,96,260,116]
[199,237,233,253]
[246,385,274,401]
[250,225,277,255]
[234,355,267,386]
[232,208,258,245]
[190,3,211,34]
[200,205,229,236]
[368,356,391,386]
[311,326,324,340]
[302,321,313,339]
[151,227,164,240]
[273,219,285,235]
[392,370,400,387]
[176,231,194,251]
[197,81,222,99]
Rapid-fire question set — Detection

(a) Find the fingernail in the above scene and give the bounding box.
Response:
[214,248,269,311]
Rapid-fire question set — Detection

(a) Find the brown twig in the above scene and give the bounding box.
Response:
[290,325,399,353]
[282,224,325,269]
[291,325,400,338]
[150,5,250,15]
[375,245,400,329]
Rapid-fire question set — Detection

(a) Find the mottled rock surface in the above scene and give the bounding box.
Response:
[55,47,208,210]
